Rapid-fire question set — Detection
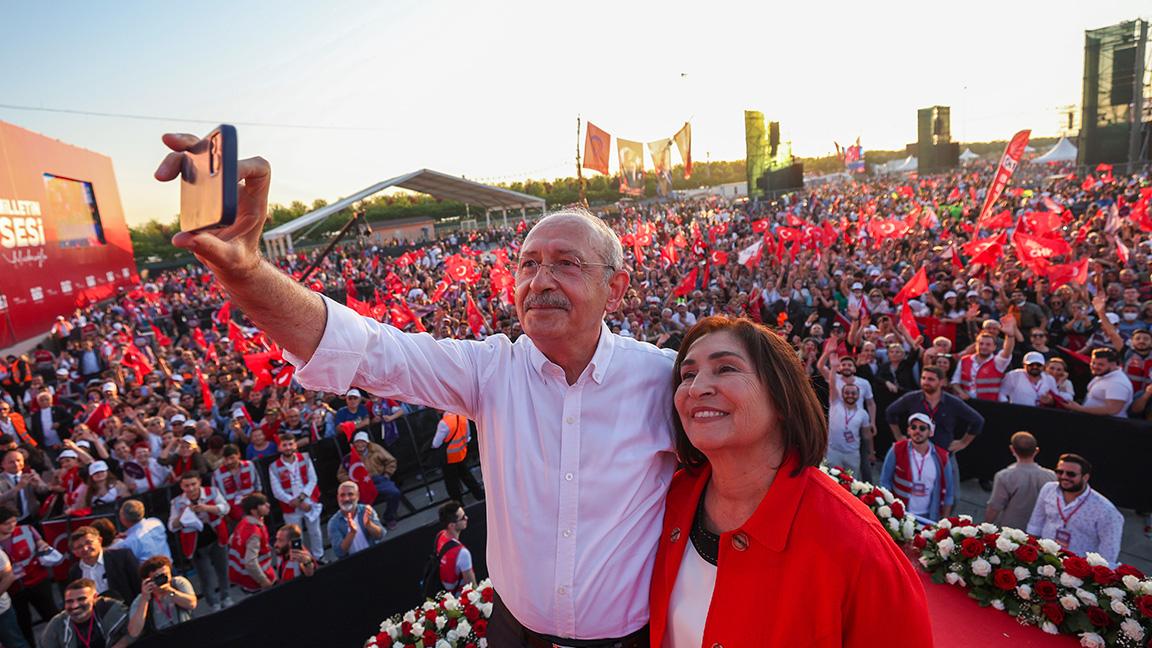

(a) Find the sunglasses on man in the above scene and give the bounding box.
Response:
[908,423,931,432]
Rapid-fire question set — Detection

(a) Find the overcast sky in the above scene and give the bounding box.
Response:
[1,1,1147,226]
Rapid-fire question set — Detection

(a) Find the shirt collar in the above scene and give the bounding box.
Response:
[526,322,616,386]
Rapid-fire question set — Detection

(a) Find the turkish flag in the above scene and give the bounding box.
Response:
[192,327,209,350]
[751,219,770,233]
[899,303,921,339]
[465,293,485,337]
[1047,259,1090,288]
[786,213,804,227]
[84,402,113,433]
[445,256,479,284]
[673,268,698,297]
[776,227,801,243]
[893,267,929,304]
[978,209,1013,231]
[1116,237,1130,266]
[967,232,1007,267]
[121,344,154,378]
[1019,211,1062,236]
[195,367,213,410]
[399,300,426,333]
[272,365,295,388]
[709,250,729,266]
[215,301,232,325]
[346,294,373,317]
[150,325,172,347]
[347,446,379,505]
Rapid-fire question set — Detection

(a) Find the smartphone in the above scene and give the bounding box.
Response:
[179,124,238,233]
[290,538,303,550]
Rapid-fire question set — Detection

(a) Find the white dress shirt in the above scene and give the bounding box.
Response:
[1026,482,1125,565]
[288,296,678,639]
[997,369,1059,406]
[79,553,109,593]
[39,409,62,447]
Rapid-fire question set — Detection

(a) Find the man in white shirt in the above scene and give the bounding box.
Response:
[826,383,869,475]
[267,436,323,557]
[998,351,1060,407]
[1026,453,1124,565]
[1064,348,1133,417]
[158,136,671,646]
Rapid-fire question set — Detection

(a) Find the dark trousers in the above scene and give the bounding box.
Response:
[11,579,56,646]
[371,475,402,523]
[192,543,229,605]
[443,462,485,503]
[488,592,648,648]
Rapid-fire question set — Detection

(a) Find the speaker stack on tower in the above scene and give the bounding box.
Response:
[915,106,960,174]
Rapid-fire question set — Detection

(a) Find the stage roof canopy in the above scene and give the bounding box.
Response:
[262,169,545,244]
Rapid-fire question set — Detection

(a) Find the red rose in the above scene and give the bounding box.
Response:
[473,619,488,637]
[992,568,1018,591]
[957,518,973,527]
[890,500,905,518]
[1117,564,1147,580]
[424,609,438,622]
[375,631,389,644]
[481,588,493,603]
[423,629,439,647]
[961,537,984,559]
[466,644,477,648]
[1136,595,1152,618]
[913,535,927,550]
[464,605,481,623]
[982,533,1000,548]
[1085,606,1113,628]
[1041,602,1065,625]
[935,528,950,541]
[446,618,457,630]
[1062,556,1092,579]
[1092,565,1118,585]
[1014,545,1039,563]
[401,621,413,635]
[862,492,878,506]
[1034,580,1059,600]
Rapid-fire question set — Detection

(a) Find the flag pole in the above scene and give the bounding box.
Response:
[576,116,587,206]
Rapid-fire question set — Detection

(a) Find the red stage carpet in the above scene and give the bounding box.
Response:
[920,570,1076,647]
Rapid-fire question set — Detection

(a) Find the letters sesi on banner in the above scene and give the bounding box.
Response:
[974,130,1031,226]
[0,121,138,346]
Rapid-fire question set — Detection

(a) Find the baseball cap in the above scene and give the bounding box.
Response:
[101,382,116,392]
[1023,352,1045,365]
[965,290,979,298]
[943,291,957,300]
[179,435,198,445]
[851,282,864,291]
[170,414,186,424]
[346,389,362,398]
[908,413,935,432]
[88,461,109,475]
[59,449,79,460]
[352,432,370,443]
[55,368,69,376]
[232,409,247,419]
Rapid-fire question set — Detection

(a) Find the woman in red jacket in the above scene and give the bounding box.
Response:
[649,317,932,647]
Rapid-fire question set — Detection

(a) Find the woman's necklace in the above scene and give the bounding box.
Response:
[690,488,720,566]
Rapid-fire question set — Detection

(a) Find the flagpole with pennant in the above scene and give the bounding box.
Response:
[576,116,587,206]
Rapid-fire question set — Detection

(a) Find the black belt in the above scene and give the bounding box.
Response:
[493,592,649,648]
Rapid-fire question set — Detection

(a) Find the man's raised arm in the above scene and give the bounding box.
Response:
[156,133,327,361]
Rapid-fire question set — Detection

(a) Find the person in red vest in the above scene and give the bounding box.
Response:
[952,317,1017,400]
[431,413,485,504]
[167,471,232,611]
[227,493,276,593]
[271,523,316,584]
[267,435,322,556]
[434,500,475,594]
[212,445,262,523]
[880,413,956,519]
[0,507,58,646]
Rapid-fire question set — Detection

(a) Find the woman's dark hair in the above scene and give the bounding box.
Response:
[672,316,828,476]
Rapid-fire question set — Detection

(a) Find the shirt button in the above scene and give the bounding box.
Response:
[562,529,572,538]
[565,416,575,424]
[564,473,574,481]
[557,586,566,595]
[732,532,749,551]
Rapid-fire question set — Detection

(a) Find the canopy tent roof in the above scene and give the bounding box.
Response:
[879,156,918,173]
[1031,137,1078,164]
[262,169,545,241]
[959,148,980,161]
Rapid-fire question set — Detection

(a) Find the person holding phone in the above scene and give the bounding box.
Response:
[271,524,315,583]
[126,556,196,637]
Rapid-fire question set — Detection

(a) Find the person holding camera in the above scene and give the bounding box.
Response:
[126,556,196,637]
[272,523,315,583]
[227,493,277,593]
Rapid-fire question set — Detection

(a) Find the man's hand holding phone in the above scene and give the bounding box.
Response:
[155,130,270,283]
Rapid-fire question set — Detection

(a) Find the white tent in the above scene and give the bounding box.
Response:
[959,148,980,163]
[884,156,918,173]
[1032,137,1078,164]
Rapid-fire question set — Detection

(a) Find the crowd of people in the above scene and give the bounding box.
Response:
[0,153,1146,644]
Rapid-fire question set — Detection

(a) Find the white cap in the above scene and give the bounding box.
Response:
[346,389,362,398]
[1106,312,1121,325]
[1023,352,1046,365]
[58,450,79,460]
[183,420,196,429]
[908,413,935,432]
[851,282,864,290]
[170,414,186,424]
[965,290,979,298]
[863,325,879,333]
[352,432,370,443]
[180,435,198,446]
[56,368,69,376]
[102,382,116,392]
[943,291,957,299]
[88,460,109,475]
[170,375,184,383]
[75,440,92,449]
[233,409,247,419]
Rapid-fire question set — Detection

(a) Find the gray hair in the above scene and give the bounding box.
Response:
[338,480,359,493]
[120,499,145,524]
[532,207,624,271]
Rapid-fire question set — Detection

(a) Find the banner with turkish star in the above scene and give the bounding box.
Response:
[1046,259,1090,289]
[583,122,611,175]
[709,250,728,266]
[691,238,707,258]
[1012,230,1070,264]
[751,219,770,233]
[465,293,486,337]
[899,303,921,339]
[975,129,1031,226]
[444,256,479,284]
[963,232,1007,257]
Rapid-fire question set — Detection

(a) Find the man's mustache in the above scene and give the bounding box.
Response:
[524,294,571,310]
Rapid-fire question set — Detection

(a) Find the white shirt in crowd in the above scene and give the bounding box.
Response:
[39,409,62,447]
[269,456,320,520]
[0,549,11,614]
[288,295,678,640]
[827,401,869,454]
[1082,368,1134,417]
[832,374,873,404]
[79,553,109,594]
[1026,482,1124,565]
[906,444,938,518]
[998,369,1059,407]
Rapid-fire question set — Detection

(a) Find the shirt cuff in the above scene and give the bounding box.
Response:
[283,294,372,394]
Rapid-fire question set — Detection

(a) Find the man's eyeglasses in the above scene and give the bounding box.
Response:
[1030,333,1047,338]
[908,423,931,432]
[1054,469,1081,477]
[516,258,614,281]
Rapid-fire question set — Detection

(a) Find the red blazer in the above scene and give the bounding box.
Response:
[649,456,933,647]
